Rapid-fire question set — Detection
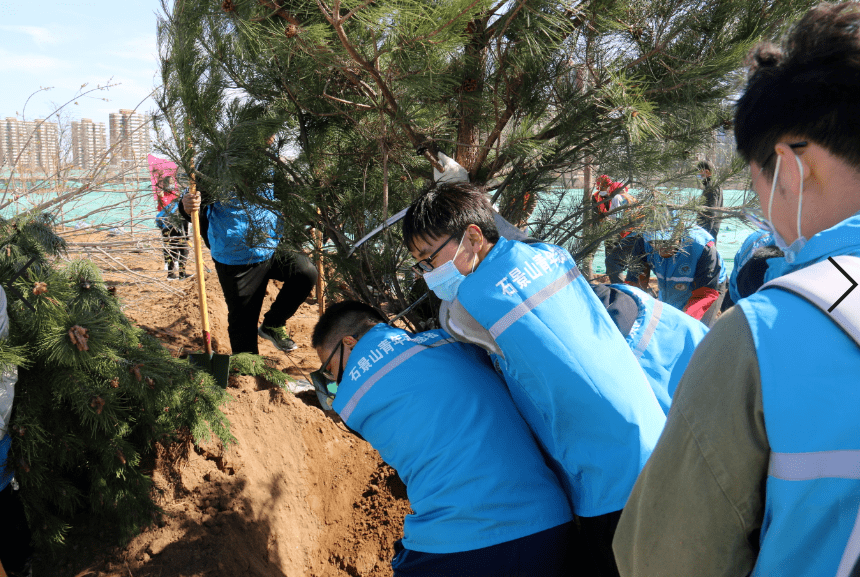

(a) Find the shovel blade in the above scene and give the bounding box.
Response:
[189,353,231,389]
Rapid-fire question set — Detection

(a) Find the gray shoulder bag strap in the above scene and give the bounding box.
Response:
[760,255,860,349]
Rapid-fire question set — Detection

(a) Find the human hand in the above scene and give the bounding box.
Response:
[183,190,201,213]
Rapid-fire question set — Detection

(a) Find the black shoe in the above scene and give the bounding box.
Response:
[258,325,298,352]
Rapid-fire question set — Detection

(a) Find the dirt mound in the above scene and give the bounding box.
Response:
[112,375,410,577]
[34,235,411,576]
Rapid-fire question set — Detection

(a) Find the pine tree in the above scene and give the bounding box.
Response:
[1,213,233,548]
[155,0,815,324]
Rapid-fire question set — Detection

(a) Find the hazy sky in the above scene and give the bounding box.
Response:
[0,0,163,126]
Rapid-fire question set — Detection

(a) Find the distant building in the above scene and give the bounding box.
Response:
[0,117,59,172]
[109,109,151,168]
[71,118,108,169]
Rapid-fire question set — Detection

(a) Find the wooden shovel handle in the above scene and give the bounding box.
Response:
[189,172,213,356]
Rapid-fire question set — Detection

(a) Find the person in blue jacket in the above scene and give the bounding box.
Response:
[403,183,666,577]
[624,224,726,321]
[181,173,317,354]
[453,214,708,415]
[614,4,860,575]
[310,300,575,577]
[590,282,708,414]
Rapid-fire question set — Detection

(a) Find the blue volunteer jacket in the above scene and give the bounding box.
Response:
[609,283,708,414]
[739,213,860,576]
[332,324,573,554]
[635,226,727,311]
[205,193,281,265]
[155,199,181,231]
[453,237,666,517]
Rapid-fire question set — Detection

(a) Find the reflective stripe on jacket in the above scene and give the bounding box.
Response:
[610,283,709,414]
[454,237,665,517]
[739,214,860,577]
[644,226,726,310]
[332,324,573,554]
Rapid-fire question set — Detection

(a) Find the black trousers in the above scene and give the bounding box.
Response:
[214,251,317,354]
[392,521,575,576]
[161,226,188,272]
[0,481,33,575]
[576,510,622,577]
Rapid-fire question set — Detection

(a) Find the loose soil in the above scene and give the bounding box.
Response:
[32,232,412,577]
[29,233,659,577]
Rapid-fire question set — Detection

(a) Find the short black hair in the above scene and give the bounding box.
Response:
[311,300,386,350]
[402,183,501,251]
[696,160,714,173]
[735,2,860,177]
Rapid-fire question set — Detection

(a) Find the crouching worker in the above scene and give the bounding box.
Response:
[625,223,726,321]
[403,184,666,577]
[311,301,574,577]
[591,283,708,414]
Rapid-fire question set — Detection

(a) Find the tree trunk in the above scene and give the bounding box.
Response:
[580,163,594,280]
[455,20,487,173]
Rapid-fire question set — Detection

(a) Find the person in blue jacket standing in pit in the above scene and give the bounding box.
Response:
[181,164,317,354]
[403,183,666,577]
[311,300,574,577]
[614,4,860,575]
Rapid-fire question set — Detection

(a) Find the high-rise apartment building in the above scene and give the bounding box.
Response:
[71,118,107,169]
[109,109,151,168]
[0,117,59,172]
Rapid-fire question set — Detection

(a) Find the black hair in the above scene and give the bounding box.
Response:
[311,300,386,350]
[696,160,714,173]
[735,2,860,177]
[402,182,501,251]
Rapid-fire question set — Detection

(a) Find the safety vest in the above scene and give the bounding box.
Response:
[643,226,726,310]
[609,284,709,414]
[454,237,666,517]
[332,324,573,554]
[740,253,860,576]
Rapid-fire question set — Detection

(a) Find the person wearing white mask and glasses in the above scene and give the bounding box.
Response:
[614,4,860,576]
[403,182,666,577]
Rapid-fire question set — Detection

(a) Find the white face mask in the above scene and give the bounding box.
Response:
[757,153,808,264]
[422,233,477,301]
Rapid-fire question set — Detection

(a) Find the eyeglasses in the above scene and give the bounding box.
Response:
[761,141,807,171]
[411,234,457,275]
[310,340,346,411]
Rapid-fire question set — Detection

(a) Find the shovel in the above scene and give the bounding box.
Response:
[187,167,230,388]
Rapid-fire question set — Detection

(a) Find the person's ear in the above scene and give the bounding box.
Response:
[774,142,811,196]
[465,224,484,251]
[343,335,358,348]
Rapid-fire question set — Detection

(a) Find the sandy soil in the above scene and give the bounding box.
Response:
[30,233,661,576]
[33,232,412,577]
